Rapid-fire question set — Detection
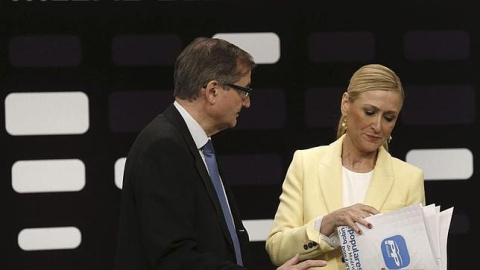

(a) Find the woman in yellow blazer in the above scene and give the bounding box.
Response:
[266,64,426,270]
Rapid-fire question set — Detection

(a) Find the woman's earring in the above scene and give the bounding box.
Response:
[388,136,392,143]
[341,117,347,129]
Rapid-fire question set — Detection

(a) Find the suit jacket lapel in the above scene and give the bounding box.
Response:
[318,137,344,213]
[318,135,395,212]
[163,104,234,245]
[364,146,394,210]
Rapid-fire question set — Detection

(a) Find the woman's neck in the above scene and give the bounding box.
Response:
[341,140,377,173]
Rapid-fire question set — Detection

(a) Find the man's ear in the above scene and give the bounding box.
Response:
[203,80,218,103]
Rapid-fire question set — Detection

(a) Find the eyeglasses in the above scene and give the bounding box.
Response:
[225,83,253,98]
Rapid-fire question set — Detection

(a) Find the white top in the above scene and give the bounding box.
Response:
[314,166,373,247]
[342,166,373,207]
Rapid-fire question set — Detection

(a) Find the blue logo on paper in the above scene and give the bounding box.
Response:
[381,235,410,269]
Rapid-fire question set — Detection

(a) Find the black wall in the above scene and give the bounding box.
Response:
[2,1,475,269]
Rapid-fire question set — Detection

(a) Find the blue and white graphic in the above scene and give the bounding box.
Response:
[337,204,446,270]
[381,235,410,269]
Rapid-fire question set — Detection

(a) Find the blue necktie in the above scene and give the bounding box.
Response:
[202,139,243,266]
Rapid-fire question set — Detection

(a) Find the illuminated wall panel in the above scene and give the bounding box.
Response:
[5,92,90,136]
[12,159,86,193]
[406,148,473,180]
[243,219,273,242]
[115,157,126,190]
[18,227,82,251]
[213,32,281,64]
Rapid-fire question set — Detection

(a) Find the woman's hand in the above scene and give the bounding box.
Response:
[321,203,380,236]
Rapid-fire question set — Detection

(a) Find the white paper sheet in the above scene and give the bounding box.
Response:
[337,203,453,270]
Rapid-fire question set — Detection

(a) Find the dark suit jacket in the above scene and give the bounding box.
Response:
[115,104,251,270]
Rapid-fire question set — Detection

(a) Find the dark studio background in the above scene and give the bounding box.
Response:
[1,1,476,269]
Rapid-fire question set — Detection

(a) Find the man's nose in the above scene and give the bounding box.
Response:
[242,96,251,108]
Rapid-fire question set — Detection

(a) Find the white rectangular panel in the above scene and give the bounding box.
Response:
[213,32,280,64]
[5,92,89,135]
[18,227,81,251]
[406,148,473,180]
[12,159,86,193]
[243,219,273,242]
[115,157,126,189]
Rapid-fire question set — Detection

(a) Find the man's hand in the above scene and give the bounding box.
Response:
[276,254,327,270]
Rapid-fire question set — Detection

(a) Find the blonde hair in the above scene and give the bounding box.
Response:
[336,64,404,151]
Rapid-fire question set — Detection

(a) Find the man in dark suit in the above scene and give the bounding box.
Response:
[115,37,327,270]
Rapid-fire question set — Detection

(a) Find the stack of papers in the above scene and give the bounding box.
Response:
[337,203,453,270]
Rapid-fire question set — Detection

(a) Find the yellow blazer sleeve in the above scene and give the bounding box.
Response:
[265,149,336,266]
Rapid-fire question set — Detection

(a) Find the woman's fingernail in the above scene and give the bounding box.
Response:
[367,223,372,229]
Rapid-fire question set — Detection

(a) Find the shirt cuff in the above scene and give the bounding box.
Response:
[314,216,340,248]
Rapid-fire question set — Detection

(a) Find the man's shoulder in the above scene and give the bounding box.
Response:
[128,112,185,153]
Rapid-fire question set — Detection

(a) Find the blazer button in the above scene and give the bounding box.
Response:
[303,244,308,250]
[308,242,313,248]
[313,242,317,246]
